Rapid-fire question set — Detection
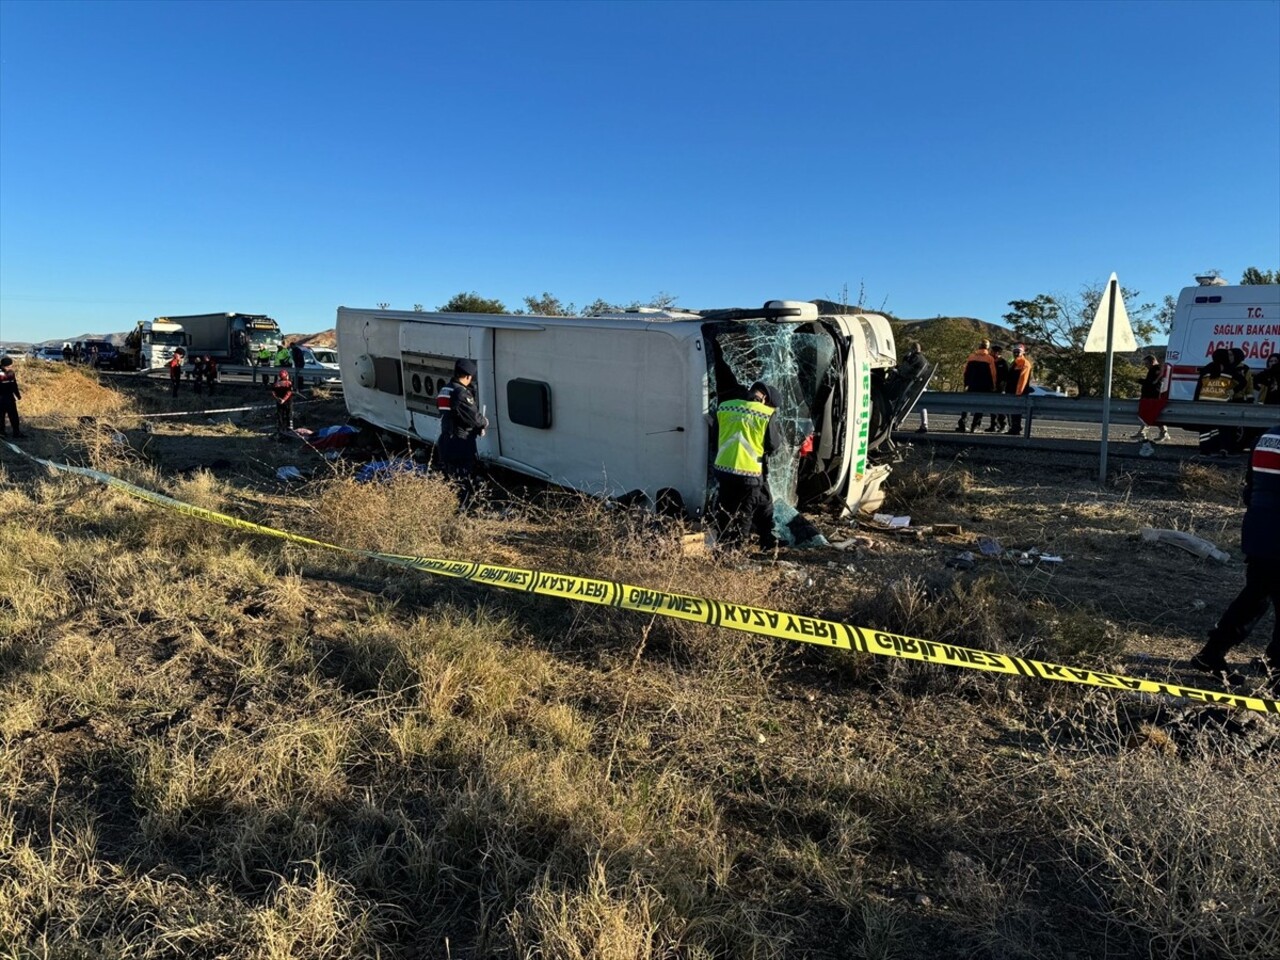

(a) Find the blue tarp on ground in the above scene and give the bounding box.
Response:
[355,459,430,484]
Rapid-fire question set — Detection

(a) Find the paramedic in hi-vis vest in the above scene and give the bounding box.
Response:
[1191,422,1280,680]
[712,381,785,550]
[1194,348,1247,454]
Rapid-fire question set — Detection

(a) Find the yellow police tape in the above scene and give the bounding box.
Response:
[5,440,1278,716]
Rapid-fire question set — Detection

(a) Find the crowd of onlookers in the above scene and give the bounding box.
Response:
[38,340,122,368]
[950,338,1034,435]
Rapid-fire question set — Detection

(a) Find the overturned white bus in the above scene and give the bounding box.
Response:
[336,299,929,522]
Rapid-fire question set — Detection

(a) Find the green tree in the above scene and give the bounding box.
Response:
[522,293,577,316]
[1003,283,1160,397]
[1241,267,1279,285]
[439,292,507,314]
[581,293,681,315]
[891,318,987,392]
[645,291,680,311]
[581,298,622,316]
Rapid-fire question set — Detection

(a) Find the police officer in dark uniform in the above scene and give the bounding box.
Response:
[436,358,489,508]
[290,342,307,393]
[1191,422,1280,679]
[0,356,24,438]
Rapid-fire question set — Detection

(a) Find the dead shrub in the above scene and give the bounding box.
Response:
[10,361,135,424]
[1178,461,1244,506]
[138,468,236,553]
[309,471,465,555]
[884,457,973,511]
[505,858,677,960]
[1057,746,1280,960]
[1037,605,1125,662]
[250,869,385,960]
[852,571,1016,652]
[939,851,1044,959]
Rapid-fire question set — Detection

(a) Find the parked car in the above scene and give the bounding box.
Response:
[37,345,65,362]
[299,346,341,383]
[80,339,121,369]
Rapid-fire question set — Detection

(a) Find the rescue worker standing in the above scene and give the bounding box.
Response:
[436,358,489,509]
[1228,348,1254,403]
[1193,348,1240,454]
[0,356,24,438]
[1190,422,1280,680]
[1256,355,1280,405]
[713,381,784,550]
[203,355,218,395]
[272,367,294,433]
[191,355,206,395]
[1005,344,1033,435]
[257,343,273,383]
[168,349,186,397]
[956,339,997,433]
[985,344,1009,432]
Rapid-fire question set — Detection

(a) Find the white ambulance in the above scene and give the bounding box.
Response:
[1163,277,1280,401]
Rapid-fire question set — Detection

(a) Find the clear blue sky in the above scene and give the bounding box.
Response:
[1,0,1277,342]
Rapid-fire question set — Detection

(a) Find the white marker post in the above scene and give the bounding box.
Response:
[1084,273,1137,484]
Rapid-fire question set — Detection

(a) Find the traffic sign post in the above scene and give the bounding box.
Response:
[1085,273,1137,485]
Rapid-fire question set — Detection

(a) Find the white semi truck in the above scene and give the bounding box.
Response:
[155,313,282,365]
[121,319,188,370]
[1161,277,1280,401]
[337,299,929,522]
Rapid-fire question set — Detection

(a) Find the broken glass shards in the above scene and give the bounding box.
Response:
[709,321,835,546]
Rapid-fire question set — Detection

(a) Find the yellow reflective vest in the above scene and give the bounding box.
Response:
[715,399,775,477]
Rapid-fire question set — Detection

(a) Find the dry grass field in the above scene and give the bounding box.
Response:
[1,362,1277,959]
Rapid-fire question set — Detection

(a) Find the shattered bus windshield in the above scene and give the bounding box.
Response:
[704,321,842,544]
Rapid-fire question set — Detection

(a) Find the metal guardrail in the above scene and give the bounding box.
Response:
[916,393,1280,428]
[139,363,342,386]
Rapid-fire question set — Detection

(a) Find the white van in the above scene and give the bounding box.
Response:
[1163,277,1280,401]
[337,300,927,520]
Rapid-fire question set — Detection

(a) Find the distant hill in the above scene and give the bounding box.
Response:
[895,316,1021,346]
[285,330,337,347]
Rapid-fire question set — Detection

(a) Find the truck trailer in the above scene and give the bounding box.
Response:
[337,300,929,525]
[121,319,188,370]
[156,313,282,365]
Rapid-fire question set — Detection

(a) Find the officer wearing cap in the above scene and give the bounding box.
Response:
[712,380,785,549]
[436,357,489,508]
